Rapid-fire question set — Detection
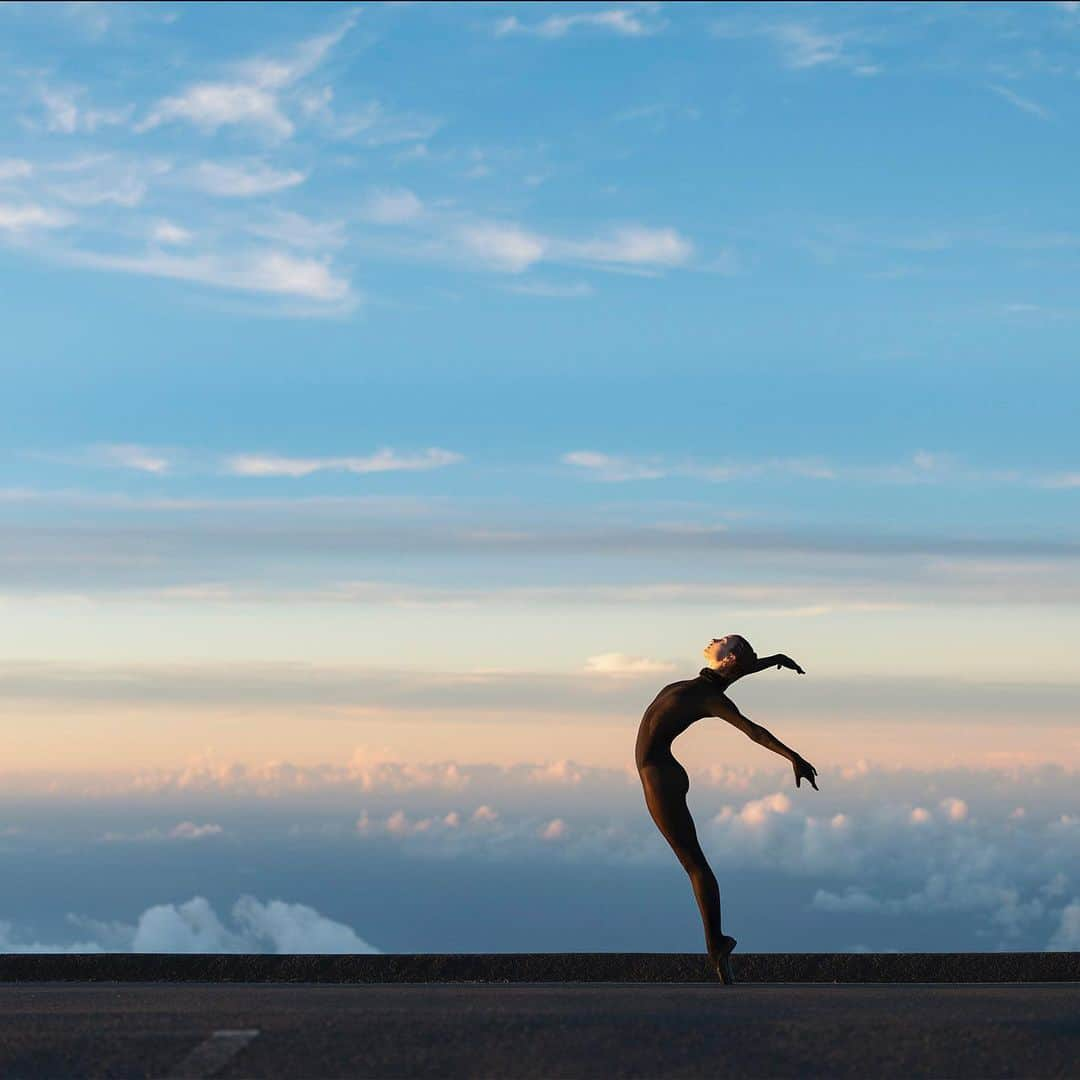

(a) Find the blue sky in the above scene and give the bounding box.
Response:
[1,2,1078,954]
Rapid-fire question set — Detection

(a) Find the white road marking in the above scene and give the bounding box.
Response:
[162,1028,260,1079]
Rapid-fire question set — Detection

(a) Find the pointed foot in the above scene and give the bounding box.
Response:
[712,935,737,985]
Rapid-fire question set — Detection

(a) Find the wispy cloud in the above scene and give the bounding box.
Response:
[458,222,547,272]
[562,449,834,482]
[495,5,664,39]
[769,23,849,70]
[49,157,169,208]
[151,221,192,246]
[456,221,693,274]
[712,18,876,75]
[138,78,295,138]
[359,187,425,225]
[63,247,352,304]
[1039,472,1080,490]
[0,203,73,232]
[187,160,307,198]
[325,100,441,146]
[561,450,666,481]
[503,279,594,299]
[0,159,33,182]
[561,449,966,485]
[584,652,675,676]
[168,821,223,840]
[988,84,1050,120]
[561,226,693,269]
[137,14,359,139]
[99,820,225,843]
[247,210,346,251]
[91,443,172,474]
[225,448,464,478]
[38,85,133,134]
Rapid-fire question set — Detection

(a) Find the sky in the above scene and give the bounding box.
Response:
[0,1,1078,955]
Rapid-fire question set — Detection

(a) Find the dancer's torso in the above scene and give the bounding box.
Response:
[635,668,734,770]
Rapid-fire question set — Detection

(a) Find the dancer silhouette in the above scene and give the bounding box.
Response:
[635,634,818,984]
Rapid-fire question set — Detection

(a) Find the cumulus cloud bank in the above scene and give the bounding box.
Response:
[2,757,1075,952]
[0,896,380,954]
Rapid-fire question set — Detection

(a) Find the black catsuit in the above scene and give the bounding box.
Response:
[635,665,802,976]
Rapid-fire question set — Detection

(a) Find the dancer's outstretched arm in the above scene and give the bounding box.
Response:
[745,653,805,676]
[707,693,819,790]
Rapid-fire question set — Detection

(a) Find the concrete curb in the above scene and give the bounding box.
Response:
[1,952,1077,983]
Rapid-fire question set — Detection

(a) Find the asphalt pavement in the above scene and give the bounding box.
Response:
[1,981,1077,1079]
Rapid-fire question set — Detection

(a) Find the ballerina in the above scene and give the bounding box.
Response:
[634,634,818,984]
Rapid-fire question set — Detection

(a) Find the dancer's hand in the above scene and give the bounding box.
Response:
[776,654,805,675]
[792,755,819,790]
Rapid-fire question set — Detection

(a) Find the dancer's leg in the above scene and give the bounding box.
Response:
[639,763,735,979]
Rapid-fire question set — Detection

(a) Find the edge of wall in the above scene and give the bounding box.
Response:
[2,952,1078,983]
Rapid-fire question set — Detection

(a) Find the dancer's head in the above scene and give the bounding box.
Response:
[703,634,756,675]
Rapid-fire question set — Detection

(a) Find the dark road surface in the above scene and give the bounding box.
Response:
[1,982,1077,1079]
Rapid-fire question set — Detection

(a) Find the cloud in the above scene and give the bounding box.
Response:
[584,652,676,676]
[151,221,192,246]
[359,187,424,225]
[0,203,73,232]
[386,809,422,835]
[323,100,442,147]
[988,84,1050,120]
[562,450,666,481]
[247,211,346,251]
[1042,473,1080,490]
[712,19,873,75]
[721,791,792,827]
[224,447,463,477]
[87,443,172,474]
[560,448,1049,487]
[0,922,106,954]
[540,818,567,840]
[137,15,358,138]
[527,760,586,785]
[561,226,693,269]
[20,896,380,954]
[459,222,547,272]
[503,280,594,299]
[39,86,132,134]
[98,820,227,844]
[48,157,170,209]
[495,5,664,39]
[188,160,307,198]
[454,221,692,275]
[122,749,473,798]
[169,821,223,840]
[1047,901,1080,950]
[0,159,33,182]
[768,24,848,69]
[64,247,351,304]
[140,81,295,138]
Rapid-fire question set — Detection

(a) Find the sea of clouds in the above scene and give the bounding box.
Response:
[0,754,1076,954]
